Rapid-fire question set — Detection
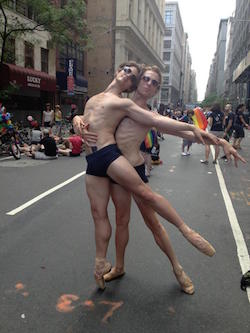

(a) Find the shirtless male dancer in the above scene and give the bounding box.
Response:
[74,62,245,290]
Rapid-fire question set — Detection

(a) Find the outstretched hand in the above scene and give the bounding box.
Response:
[200,130,220,145]
[220,139,246,167]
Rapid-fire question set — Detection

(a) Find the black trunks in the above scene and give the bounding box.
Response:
[86,144,122,177]
[110,163,148,184]
[134,163,148,183]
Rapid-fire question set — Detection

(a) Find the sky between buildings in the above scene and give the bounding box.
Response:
[175,0,236,101]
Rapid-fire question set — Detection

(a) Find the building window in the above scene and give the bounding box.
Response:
[165,10,173,25]
[165,29,172,36]
[163,52,171,61]
[3,38,15,64]
[161,88,169,100]
[165,64,170,73]
[76,49,84,76]
[24,41,34,69]
[163,77,169,85]
[16,0,27,16]
[41,48,49,73]
[59,43,85,76]
[164,40,171,48]
[129,0,133,20]
[6,0,15,9]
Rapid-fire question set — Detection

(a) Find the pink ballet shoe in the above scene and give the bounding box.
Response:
[104,267,125,282]
[180,226,215,257]
[174,267,194,295]
[94,258,112,290]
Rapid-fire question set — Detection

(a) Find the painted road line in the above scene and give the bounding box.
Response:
[6,171,86,216]
[211,147,250,302]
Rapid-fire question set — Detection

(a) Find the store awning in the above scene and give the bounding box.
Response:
[0,63,56,92]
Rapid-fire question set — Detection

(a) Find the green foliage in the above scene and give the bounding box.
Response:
[0,81,19,100]
[200,93,225,108]
[0,0,90,64]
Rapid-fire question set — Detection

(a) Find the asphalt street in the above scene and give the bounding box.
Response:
[0,133,250,333]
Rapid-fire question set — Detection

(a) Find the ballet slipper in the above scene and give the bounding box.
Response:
[94,258,112,290]
[104,267,125,282]
[174,267,194,295]
[179,225,215,257]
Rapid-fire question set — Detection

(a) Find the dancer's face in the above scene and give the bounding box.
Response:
[137,70,160,99]
[116,65,139,92]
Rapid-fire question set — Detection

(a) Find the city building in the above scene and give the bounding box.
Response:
[205,19,228,99]
[207,0,249,109]
[161,2,195,108]
[86,0,165,106]
[0,2,56,122]
[230,0,250,108]
[0,1,89,121]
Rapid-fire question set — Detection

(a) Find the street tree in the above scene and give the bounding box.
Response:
[0,0,90,65]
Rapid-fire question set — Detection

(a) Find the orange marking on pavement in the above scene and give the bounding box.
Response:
[240,191,250,206]
[83,300,95,309]
[99,301,123,324]
[167,306,176,315]
[56,294,80,313]
[22,292,29,297]
[15,283,25,290]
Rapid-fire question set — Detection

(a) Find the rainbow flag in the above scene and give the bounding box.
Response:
[144,130,154,149]
[192,107,208,130]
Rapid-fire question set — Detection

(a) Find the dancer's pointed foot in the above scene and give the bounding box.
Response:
[179,226,216,257]
[174,267,194,295]
[94,258,112,290]
[104,267,125,282]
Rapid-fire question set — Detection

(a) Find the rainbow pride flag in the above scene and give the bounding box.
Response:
[144,130,154,149]
[192,107,208,130]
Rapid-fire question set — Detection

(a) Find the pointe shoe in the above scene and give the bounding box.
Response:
[104,267,125,282]
[94,258,112,290]
[174,267,194,295]
[180,226,216,257]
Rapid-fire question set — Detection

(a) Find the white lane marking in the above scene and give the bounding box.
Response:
[211,147,250,302]
[6,171,86,216]
[0,156,16,161]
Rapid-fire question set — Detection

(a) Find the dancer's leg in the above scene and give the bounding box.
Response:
[133,194,194,294]
[107,156,215,257]
[110,183,131,272]
[85,175,112,289]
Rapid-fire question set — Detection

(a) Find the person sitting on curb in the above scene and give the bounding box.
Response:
[32,129,58,160]
[58,128,84,157]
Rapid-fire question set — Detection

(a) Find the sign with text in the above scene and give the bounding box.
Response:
[66,58,76,96]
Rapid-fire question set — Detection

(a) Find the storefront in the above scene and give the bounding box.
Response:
[0,63,56,124]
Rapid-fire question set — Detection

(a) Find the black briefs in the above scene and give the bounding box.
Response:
[86,144,122,177]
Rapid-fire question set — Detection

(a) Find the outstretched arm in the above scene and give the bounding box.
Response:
[119,99,217,145]
[167,128,246,167]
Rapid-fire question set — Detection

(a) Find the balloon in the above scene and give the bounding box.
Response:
[27,115,33,121]
[5,113,10,120]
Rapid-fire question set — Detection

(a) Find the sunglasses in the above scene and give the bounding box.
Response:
[122,66,137,86]
[142,75,159,87]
